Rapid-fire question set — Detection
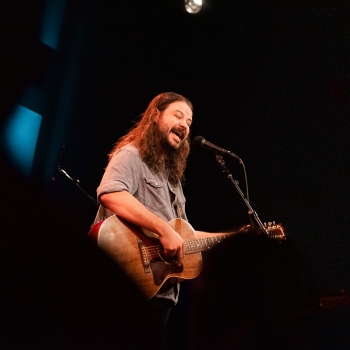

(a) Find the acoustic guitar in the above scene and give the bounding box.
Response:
[88,215,285,299]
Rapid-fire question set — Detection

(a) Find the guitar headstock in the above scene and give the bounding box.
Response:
[263,221,286,240]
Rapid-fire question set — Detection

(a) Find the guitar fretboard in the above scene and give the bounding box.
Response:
[184,224,286,254]
[185,233,232,254]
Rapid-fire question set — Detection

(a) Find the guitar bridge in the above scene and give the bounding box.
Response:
[137,238,151,274]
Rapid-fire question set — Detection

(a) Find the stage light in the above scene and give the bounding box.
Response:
[185,0,202,14]
[40,0,65,50]
[2,105,42,177]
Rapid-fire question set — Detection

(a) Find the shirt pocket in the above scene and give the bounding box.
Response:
[143,177,167,211]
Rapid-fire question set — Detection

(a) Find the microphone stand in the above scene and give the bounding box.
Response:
[58,167,98,207]
[215,155,269,235]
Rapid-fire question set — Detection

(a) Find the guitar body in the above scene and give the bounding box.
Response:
[88,215,202,300]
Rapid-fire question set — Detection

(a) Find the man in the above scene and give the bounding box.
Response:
[96,92,224,349]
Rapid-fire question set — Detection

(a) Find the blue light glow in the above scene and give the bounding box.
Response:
[40,0,66,50]
[2,105,42,176]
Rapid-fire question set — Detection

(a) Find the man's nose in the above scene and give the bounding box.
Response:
[178,118,189,129]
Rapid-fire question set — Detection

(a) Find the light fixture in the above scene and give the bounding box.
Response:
[184,0,202,14]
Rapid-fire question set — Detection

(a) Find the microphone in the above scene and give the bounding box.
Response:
[193,136,240,159]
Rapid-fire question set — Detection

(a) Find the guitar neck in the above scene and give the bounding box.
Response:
[184,223,286,254]
[185,233,232,254]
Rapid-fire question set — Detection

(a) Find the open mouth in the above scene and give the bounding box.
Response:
[172,129,184,141]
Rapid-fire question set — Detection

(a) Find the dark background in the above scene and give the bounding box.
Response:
[1,0,350,348]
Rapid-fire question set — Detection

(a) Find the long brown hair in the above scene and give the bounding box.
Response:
[108,92,193,186]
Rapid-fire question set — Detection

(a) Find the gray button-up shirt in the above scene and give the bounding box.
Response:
[97,143,187,302]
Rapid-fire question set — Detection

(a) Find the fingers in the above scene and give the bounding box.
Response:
[163,244,185,266]
[163,240,185,266]
[160,226,185,266]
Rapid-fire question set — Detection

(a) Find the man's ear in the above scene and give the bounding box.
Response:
[154,108,161,123]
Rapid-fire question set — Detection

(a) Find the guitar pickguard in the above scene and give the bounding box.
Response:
[150,258,183,286]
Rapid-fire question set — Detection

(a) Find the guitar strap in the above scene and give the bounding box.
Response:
[175,200,187,221]
[93,205,107,225]
[174,185,187,221]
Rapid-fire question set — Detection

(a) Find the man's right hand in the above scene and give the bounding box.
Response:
[157,224,185,266]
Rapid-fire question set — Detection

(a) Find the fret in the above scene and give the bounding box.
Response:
[185,234,230,254]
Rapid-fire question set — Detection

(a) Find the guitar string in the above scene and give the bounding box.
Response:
[144,241,203,254]
[145,230,284,256]
[143,236,239,261]
[144,237,223,256]
[141,228,250,254]
[144,237,224,253]
[142,229,284,259]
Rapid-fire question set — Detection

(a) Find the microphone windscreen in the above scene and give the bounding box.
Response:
[193,136,205,147]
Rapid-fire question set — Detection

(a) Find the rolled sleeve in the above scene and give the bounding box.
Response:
[97,148,141,201]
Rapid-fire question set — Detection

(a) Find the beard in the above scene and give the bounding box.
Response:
[139,122,190,186]
[157,125,187,152]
